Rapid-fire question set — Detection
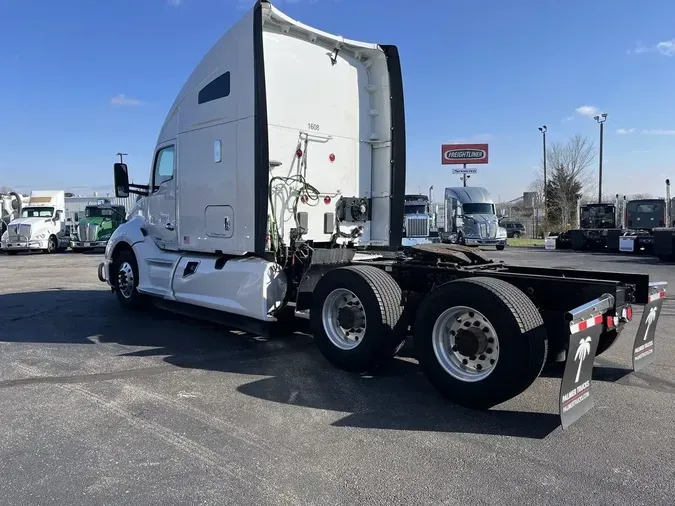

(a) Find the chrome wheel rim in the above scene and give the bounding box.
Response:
[117,262,135,299]
[321,288,367,350]
[432,305,500,382]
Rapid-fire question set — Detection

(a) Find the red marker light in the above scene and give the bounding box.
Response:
[296,149,303,158]
[324,195,331,205]
[300,195,308,204]
[329,153,335,162]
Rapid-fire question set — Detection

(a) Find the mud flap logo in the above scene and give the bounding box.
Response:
[559,322,602,430]
[633,296,664,372]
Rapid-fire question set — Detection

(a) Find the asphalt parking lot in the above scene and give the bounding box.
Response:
[1,248,674,506]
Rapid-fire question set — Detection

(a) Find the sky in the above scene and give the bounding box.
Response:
[0,0,674,202]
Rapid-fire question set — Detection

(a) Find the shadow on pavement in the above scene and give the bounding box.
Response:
[0,289,562,439]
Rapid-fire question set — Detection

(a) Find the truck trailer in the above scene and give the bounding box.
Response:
[98,0,666,430]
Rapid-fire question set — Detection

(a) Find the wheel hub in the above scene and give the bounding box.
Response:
[454,327,488,357]
[322,288,367,350]
[337,306,363,330]
[431,306,500,382]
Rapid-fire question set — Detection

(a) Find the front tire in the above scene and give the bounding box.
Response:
[496,244,505,251]
[310,265,407,373]
[46,235,58,254]
[112,249,146,309]
[414,277,548,409]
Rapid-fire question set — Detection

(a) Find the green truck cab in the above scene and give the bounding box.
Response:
[71,203,126,252]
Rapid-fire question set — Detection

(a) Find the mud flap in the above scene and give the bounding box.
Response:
[559,294,614,430]
[632,281,667,372]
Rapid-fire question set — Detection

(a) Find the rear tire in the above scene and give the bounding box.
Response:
[310,265,407,373]
[414,277,548,409]
[112,249,146,309]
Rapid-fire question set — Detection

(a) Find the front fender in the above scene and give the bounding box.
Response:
[104,216,147,260]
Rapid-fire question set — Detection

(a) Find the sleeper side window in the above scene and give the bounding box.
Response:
[152,146,175,191]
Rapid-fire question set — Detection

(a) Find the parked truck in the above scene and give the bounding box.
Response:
[98,0,666,430]
[70,201,127,252]
[402,194,438,246]
[568,202,619,252]
[1,190,70,254]
[439,187,507,250]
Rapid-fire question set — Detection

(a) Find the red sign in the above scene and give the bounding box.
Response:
[441,143,489,165]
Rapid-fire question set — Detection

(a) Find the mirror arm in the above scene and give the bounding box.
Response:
[127,184,150,197]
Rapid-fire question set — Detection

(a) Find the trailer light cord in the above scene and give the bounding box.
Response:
[268,174,321,259]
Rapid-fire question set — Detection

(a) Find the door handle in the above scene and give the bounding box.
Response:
[165,223,175,231]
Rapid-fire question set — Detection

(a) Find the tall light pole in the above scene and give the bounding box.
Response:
[538,125,547,213]
[593,113,607,203]
[116,152,128,163]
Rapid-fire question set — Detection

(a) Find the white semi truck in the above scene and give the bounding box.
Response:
[1,190,70,254]
[99,0,667,429]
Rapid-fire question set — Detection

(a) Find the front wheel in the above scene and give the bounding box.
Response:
[112,249,146,309]
[46,235,58,254]
[414,277,548,409]
[496,244,505,251]
[310,265,407,373]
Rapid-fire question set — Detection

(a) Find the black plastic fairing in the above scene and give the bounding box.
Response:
[253,0,270,256]
[381,44,406,249]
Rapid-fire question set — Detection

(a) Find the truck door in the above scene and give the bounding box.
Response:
[147,143,177,250]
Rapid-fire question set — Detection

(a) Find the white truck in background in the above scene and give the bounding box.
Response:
[402,194,438,246]
[98,0,667,430]
[1,190,70,254]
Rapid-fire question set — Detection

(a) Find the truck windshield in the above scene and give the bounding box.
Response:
[463,203,495,215]
[404,204,427,214]
[85,207,119,218]
[21,207,54,218]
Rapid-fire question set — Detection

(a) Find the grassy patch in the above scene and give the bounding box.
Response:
[507,238,545,248]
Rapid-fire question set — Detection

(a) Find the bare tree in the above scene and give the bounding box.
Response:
[528,134,598,231]
[627,193,655,200]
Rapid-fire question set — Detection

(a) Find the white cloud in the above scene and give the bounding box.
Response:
[168,0,183,5]
[111,94,144,107]
[561,116,574,122]
[575,105,600,118]
[616,128,636,135]
[630,39,675,56]
[642,129,675,135]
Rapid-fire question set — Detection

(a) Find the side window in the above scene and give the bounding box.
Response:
[198,72,231,104]
[152,146,175,191]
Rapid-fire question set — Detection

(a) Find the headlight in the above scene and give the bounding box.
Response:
[497,227,507,238]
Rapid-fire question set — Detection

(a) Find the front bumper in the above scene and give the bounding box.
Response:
[98,262,109,283]
[464,237,507,246]
[402,237,440,247]
[1,239,48,251]
[71,240,108,249]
